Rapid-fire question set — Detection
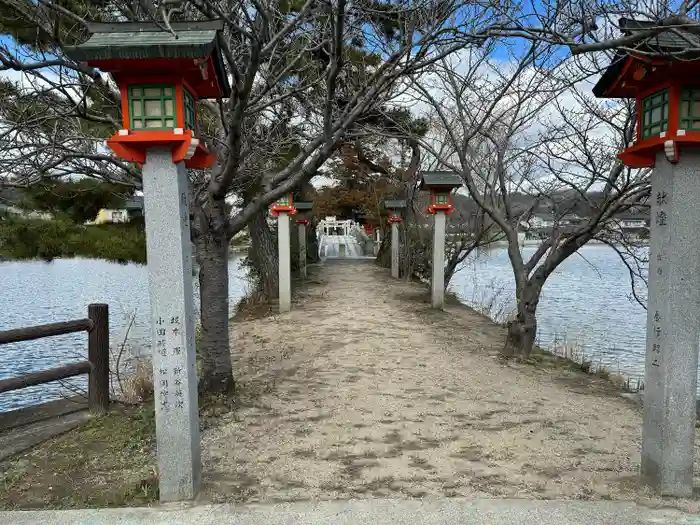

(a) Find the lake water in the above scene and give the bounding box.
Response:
[0,257,249,412]
[450,244,650,386]
[0,245,659,412]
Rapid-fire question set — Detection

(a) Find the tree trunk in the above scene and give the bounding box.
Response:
[502,280,541,358]
[193,199,235,396]
[248,208,279,299]
[443,251,460,290]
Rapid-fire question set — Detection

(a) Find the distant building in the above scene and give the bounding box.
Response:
[610,212,650,241]
[527,213,555,230]
[93,209,129,224]
[613,213,649,230]
[92,196,144,225]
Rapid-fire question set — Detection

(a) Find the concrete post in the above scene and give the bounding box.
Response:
[278,211,292,313]
[141,149,200,502]
[431,211,447,308]
[391,222,399,279]
[641,150,700,497]
[298,222,307,279]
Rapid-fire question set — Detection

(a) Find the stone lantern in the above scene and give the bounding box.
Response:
[593,17,700,497]
[269,192,298,313]
[65,20,231,503]
[419,172,462,308]
[65,20,230,169]
[384,200,406,278]
[294,202,313,279]
[271,192,297,216]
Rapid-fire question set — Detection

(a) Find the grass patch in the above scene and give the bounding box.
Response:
[525,343,642,394]
[232,265,321,322]
[0,386,245,510]
[0,403,157,510]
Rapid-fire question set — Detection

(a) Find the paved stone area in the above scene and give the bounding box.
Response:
[1,498,699,525]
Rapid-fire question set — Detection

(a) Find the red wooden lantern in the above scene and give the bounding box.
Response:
[294,201,313,224]
[65,21,231,169]
[270,193,297,216]
[384,199,406,224]
[593,18,700,167]
[419,172,462,214]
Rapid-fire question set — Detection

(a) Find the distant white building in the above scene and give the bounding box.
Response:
[319,216,353,236]
[525,213,554,229]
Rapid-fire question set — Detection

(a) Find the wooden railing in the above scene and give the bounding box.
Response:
[0,304,109,413]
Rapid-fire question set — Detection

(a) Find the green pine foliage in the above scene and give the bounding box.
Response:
[18,179,132,224]
[0,179,143,263]
[0,214,146,264]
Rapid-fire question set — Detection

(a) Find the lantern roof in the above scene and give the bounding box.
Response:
[419,171,462,190]
[384,199,406,210]
[64,20,231,98]
[593,18,700,98]
[295,201,313,211]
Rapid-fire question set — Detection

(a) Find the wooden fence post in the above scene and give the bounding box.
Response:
[88,304,109,413]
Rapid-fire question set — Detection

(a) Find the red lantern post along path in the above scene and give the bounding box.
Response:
[270,193,297,312]
[384,200,406,279]
[295,202,313,279]
[593,18,700,498]
[65,20,231,503]
[419,172,462,308]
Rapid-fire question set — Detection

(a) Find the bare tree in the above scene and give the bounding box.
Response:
[413,44,649,357]
[0,0,687,390]
[0,0,533,394]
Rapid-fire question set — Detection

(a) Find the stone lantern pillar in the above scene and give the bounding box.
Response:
[592,17,700,497]
[384,200,406,279]
[65,19,232,503]
[271,193,297,313]
[419,172,462,309]
[295,201,313,279]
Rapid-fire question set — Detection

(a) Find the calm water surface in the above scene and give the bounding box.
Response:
[450,244,650,384]
[0,257,248,412]
[0,246,663,412]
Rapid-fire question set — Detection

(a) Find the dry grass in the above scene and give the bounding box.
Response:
[0,387,253,509]
[234,288,276,321]
[455,277,644,393]
[0,404,158,509]
[537,335,644,392]
[118,359,154,405]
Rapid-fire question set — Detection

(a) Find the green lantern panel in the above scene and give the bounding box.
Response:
[183,88,196,132]
[435,193,449,205]
[679,86,700,131]
[129,84,176,130]
[640,89,669,139]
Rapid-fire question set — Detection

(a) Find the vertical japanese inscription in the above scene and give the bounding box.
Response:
[180,191,189,227]
[154,316,170,411]
[168,314,185,411]
[153,314,187,413]
[651,188,668,369]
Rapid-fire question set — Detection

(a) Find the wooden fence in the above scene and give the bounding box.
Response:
[0,304,109,413]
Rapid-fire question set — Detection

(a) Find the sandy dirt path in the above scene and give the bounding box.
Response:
[199,261,700,509]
